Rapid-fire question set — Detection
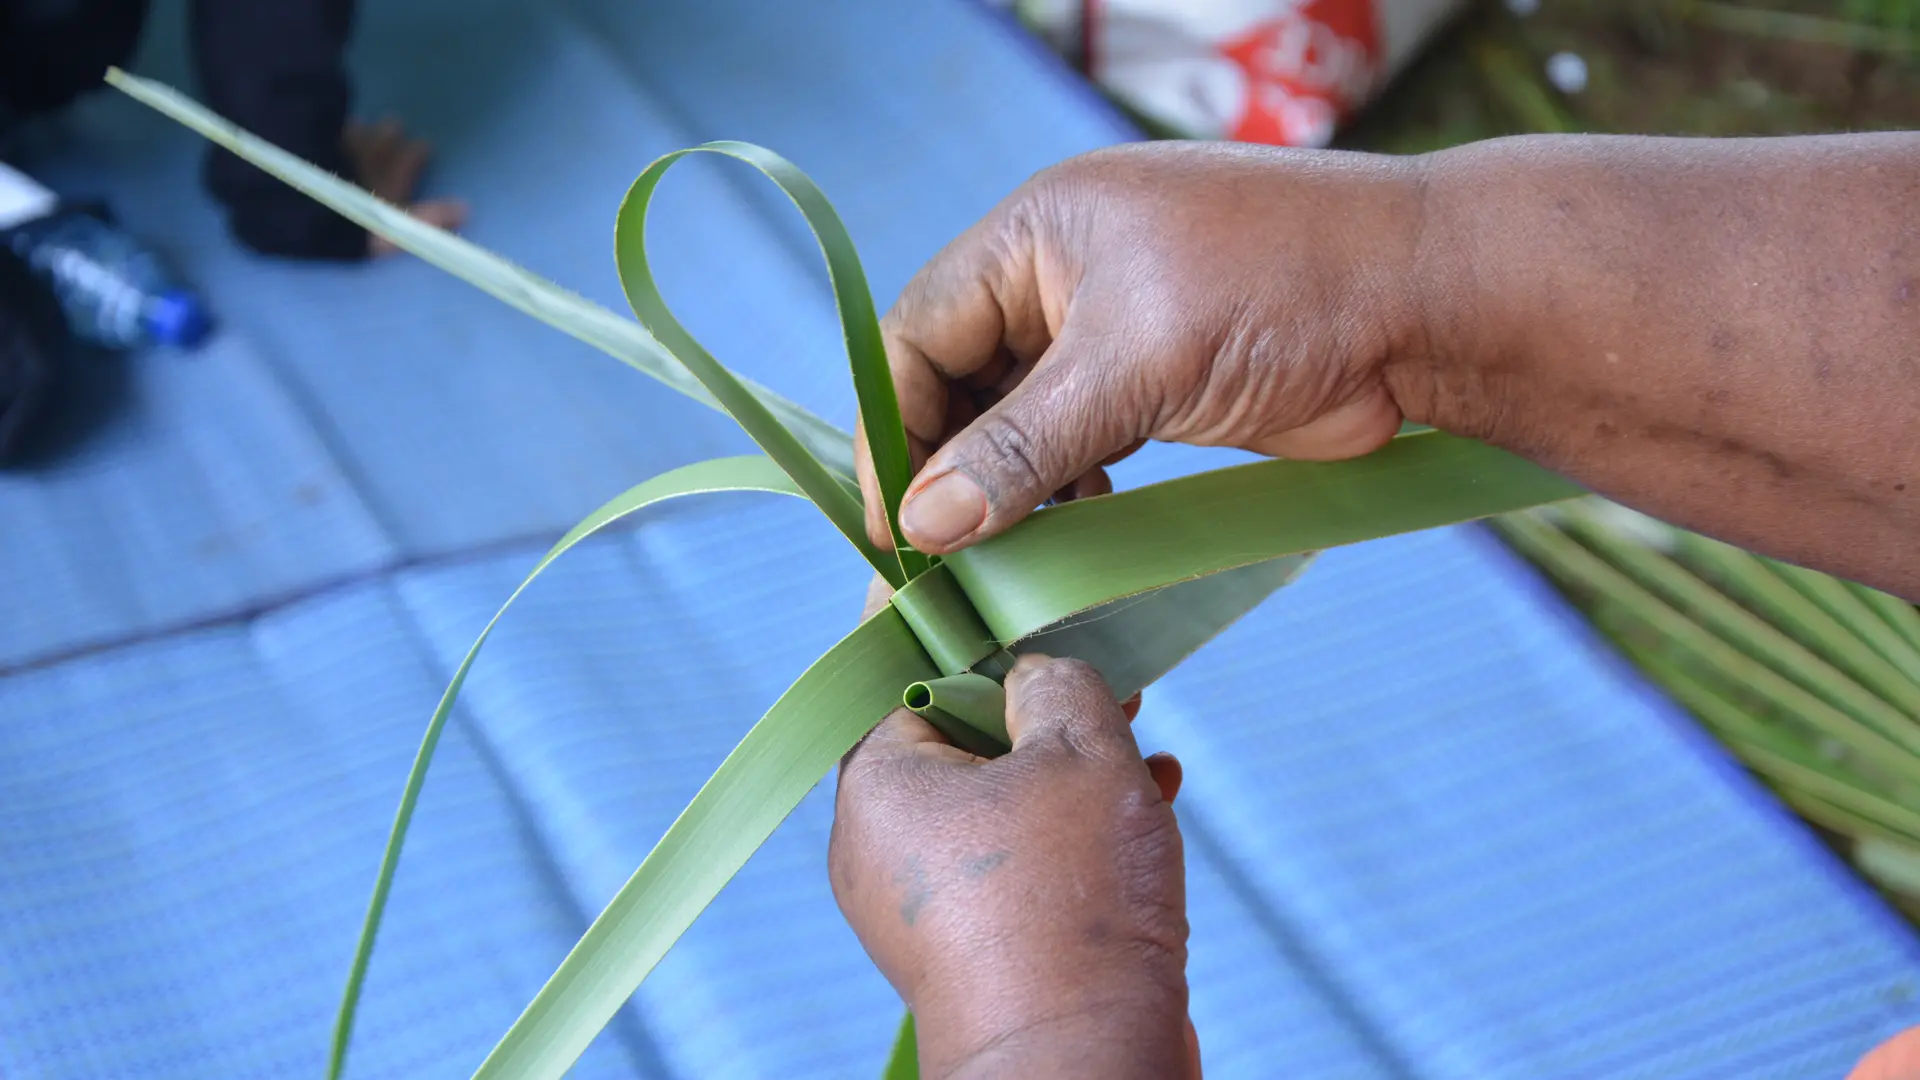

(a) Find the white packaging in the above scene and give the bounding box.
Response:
[1015,0,1467,147]
[0,162,57,232]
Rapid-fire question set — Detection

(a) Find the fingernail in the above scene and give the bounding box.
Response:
[1003,653,1053,696]
[1010,653,1053,674]
[900,471,987,549]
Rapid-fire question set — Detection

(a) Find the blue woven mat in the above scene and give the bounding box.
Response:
[2,1,1916,1077]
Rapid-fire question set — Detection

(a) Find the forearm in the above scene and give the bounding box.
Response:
[917,995,1190,1080]
[905,908,1192,1078]
[1397,133,1920,597]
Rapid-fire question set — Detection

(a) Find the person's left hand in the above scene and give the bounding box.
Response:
[344,118,467,257]
[830,584,1200,1078]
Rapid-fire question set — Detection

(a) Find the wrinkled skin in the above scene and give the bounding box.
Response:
[833,133,1920,1078]
[831,662,1197,1079]
[858,141,1426,552]
[832,582,1198,1079]
[860,136,1920,598]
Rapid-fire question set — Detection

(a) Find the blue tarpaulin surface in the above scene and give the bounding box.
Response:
[3,1,1918,1077]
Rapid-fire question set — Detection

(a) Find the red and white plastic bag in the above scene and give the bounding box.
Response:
[1010,0,1466,147]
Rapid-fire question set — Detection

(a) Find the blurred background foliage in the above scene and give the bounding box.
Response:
[1339,0,1920,916]
[1346,0,1919,148]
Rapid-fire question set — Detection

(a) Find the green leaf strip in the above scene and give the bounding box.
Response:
[104,69,858,479]
[889,562,1000,675]
[640,141,925,579]
[1625,640,1920,843]
[470,605,939,1079]
[1789,792,1920,853]
[1846,581,1920,658]
[327,456,803,1080]
[1668,532,1920,718]
[904,673,1010,757]
[950,430,1582,643]
[1022,557,1309,701]
[1553,503,1920,752]
[882,1012,920,1080]
[1765,557,1920,679]
[615,145,913,584]
[1496,512,1920,789]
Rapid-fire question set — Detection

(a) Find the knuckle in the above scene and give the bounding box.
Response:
[966,411,1054,496]
[837,721,903,790]
[1108,794,1188,951]
[992,181,1042,249]
[1014,658,1127,760]
[1112,788,1181,869]
[880,273,933,338]
[1036,663,1112,720]
[1008,162,1067,220]
[1028,150,1110,208]
[1032,656,1109,699]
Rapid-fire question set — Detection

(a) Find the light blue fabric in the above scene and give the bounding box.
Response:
[1149,525,1920,1079]
[1,0,1916,1077]
[0,582,664,1079]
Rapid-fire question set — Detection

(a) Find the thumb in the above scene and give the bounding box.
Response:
[897,335,1135,554]
[1002,654,1140,763]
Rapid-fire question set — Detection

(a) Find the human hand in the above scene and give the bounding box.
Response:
[858,140,1444,554]
[1851,1026,1920,1079]
[345,118,468,257]
[832,586,1198,1078]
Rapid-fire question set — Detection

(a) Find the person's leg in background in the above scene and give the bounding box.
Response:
[0,0,420,262]
[0,0,468,461]
[192,0,465,260]
[190,0,370,259]
[4,0,463,265]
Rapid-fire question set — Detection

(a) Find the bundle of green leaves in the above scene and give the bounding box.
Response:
[1498,501,1920,914]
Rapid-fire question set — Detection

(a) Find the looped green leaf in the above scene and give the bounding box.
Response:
[615,143,927,583]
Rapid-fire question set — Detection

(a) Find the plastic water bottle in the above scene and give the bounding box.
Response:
[4,209,214,351]
[0,165,212,351]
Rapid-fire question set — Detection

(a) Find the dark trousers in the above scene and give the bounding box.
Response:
[0,0,365,260]
[0,0,364,459]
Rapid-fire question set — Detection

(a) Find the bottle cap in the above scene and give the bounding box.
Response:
[144,288,213,349]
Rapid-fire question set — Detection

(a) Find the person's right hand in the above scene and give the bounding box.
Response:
[858,140,1446,555]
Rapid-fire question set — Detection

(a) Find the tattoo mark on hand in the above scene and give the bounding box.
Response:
[895,856,931,926]
[962,850,1010,879]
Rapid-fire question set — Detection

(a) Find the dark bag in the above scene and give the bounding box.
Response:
[0,244,59,464]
